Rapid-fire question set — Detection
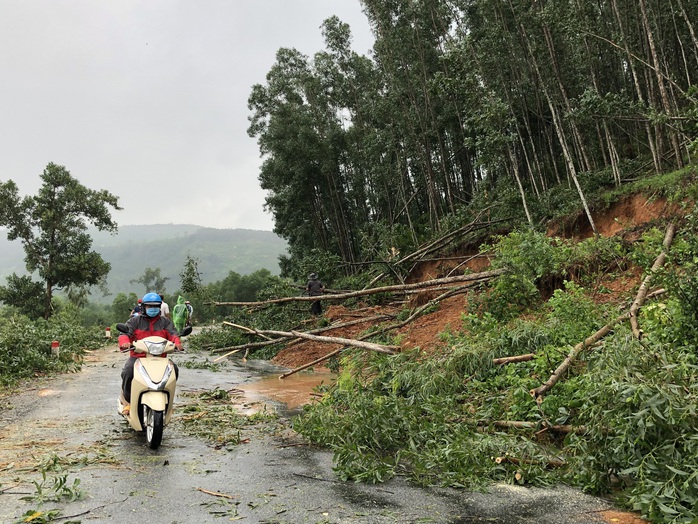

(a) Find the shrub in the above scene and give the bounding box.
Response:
[0,310,105,387]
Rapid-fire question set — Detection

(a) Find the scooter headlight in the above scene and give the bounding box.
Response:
[143,340,167,356]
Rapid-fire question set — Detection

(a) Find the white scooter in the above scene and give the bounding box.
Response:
[116,323,191,449]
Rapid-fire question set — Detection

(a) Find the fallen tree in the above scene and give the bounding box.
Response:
[211,314,395,356]
[211,326,398,355]
[529,223,676,401]
[211,269,505,308]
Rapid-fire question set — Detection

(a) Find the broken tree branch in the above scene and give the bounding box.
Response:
[530,311,630,400]
[530,288,666,401]
[211,315,396,357]
[279,348,344,379]
[284,315,394,347]
[214,327,398,355]
[491,420,587,434]
[197,487,236,499]
[629,222,675,339]
[222,321,274,340]
[286,331,397,354]
[492,354,535,365]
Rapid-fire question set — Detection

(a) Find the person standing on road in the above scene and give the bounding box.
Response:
[185,300,194,326]
[306,272,325,316]
[159,293,171,319]
[119,292,181,407]
[171,295,189,334]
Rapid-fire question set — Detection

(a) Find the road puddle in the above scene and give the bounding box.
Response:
[38,388,62,397]
[237,371,336,415]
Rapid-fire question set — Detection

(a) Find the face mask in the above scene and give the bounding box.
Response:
[146,307,160,317]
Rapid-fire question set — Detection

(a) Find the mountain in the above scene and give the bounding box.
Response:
[0,224,288,303]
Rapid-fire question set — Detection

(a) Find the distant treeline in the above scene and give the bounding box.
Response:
[0,225,288,304]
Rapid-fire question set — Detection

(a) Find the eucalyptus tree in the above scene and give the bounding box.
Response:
[0,162,121,319]
[363,0,456,230]
[249,41,364,271]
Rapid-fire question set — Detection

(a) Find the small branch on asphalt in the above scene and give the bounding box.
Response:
[55,497,129,521]
[197,487,237,499]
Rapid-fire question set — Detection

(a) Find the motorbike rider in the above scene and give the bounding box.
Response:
[119,292,182,407]
[130,298,143,317]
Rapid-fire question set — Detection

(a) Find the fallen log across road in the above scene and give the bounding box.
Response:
[210,269,506,308]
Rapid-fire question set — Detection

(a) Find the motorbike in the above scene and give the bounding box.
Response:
[116,323,192,449]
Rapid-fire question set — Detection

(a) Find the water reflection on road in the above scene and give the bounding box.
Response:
[178,350,336,417]
[238,370,336,415]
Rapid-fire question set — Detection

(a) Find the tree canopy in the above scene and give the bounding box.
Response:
[0,162,121,318]
[248,1,698,278]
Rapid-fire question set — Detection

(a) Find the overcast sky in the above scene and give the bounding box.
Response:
[0,1,374,231]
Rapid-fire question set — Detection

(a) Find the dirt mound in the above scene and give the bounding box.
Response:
[550,194,670,239]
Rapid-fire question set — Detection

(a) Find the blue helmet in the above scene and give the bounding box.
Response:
[142,292,162,305]
[142,292,163,318]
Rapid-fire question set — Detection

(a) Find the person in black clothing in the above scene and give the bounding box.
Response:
[306,272,325,316]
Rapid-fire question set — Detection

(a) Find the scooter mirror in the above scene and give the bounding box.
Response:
[180,326,193,337]
[116,323,129,334]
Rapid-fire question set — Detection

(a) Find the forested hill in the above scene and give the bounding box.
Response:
[0,225,287,302]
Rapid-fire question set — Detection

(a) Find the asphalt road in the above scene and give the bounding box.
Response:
[0,341,625,524]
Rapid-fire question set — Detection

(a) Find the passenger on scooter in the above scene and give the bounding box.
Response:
[119,292,182,406]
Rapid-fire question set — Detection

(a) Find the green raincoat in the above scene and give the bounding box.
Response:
[172,295,189,333]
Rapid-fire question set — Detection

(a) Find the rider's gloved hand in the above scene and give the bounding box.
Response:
[120,342,130,350]
[175,342,183,351]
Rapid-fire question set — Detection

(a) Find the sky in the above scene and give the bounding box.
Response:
[0,1,374,232]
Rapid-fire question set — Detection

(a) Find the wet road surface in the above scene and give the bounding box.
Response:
[0,342,626,523]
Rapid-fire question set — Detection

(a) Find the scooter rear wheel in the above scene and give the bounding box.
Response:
[143,405,164,449]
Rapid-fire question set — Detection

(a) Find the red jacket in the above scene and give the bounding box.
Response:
[118,313,181,358]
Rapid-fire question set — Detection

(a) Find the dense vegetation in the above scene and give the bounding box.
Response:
[0,307,108,388]
[243,7,698,516]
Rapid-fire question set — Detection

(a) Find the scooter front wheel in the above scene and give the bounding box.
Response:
[143,405,164,449]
